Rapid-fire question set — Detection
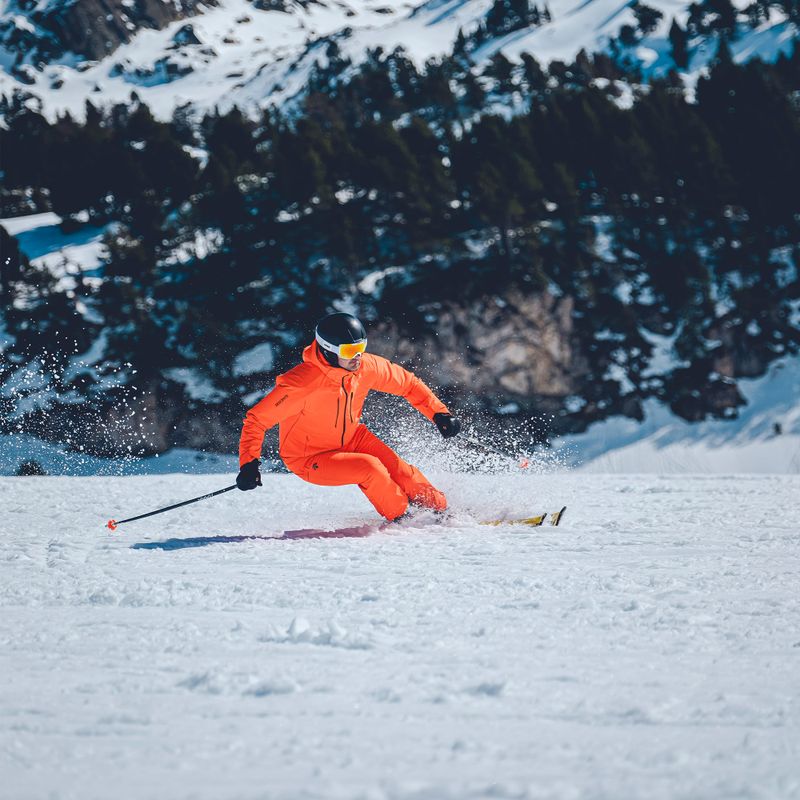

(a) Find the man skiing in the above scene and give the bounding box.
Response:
[236,312,461,521]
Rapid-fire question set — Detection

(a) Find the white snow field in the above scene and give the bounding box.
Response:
[2,471,799,799]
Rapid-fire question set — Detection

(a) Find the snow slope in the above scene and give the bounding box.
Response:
[559,357,800,473]
[1,0,796,120]
[0,0,421,120]
[1,471,799,799]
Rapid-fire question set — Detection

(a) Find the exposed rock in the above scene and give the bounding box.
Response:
[372,289,584,414]
[1,0,218,66]
[250,0,290,11]
[251,0,323,10]
[171,23,202,47]
[110,55,195,85]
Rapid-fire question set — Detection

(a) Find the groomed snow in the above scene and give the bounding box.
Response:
[1,471,799,798]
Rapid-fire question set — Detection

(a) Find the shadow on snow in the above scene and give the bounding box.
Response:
[130,525,376,550]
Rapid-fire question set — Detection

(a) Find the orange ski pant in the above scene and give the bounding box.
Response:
[290,424,446,520]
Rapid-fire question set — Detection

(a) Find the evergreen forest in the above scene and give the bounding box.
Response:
[1,36,800,455]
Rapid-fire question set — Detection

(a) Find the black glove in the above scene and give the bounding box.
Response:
[433,412,461,439]
[236,458,262,491]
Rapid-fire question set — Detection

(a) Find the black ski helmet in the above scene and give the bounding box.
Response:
[315,312,368,367]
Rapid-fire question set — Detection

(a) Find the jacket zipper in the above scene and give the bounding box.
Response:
[349,391,355,423]
[340,378,347,446]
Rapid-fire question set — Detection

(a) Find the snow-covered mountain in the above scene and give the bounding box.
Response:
[1,0,797,120]
[0,0,217,65]
[0,0,422,118]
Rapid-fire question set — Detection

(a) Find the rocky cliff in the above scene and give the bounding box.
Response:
[373,290,582,414]
[11,287,583,458]
[1,0,217,77]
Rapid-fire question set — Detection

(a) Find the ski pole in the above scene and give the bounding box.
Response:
[462,434,531,469]
[107,484,238,531]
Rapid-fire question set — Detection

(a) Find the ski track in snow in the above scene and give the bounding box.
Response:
[1,472,799,798]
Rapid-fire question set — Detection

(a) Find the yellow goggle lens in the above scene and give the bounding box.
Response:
[338,341,367,359]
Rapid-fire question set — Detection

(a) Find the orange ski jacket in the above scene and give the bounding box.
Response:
[239,343,450,470]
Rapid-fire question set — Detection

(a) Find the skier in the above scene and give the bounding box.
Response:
[236,312,461,521]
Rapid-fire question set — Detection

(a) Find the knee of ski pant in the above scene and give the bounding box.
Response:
[384,497,409,521]
[350,453,391,484]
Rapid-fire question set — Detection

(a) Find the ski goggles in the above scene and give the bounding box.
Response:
[315,332,367,360]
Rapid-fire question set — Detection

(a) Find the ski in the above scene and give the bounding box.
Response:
[282,507,567,539]
[481,507,566,528]
[481,513,547,528]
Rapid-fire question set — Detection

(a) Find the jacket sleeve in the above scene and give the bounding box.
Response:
[238,375,307,467]
[369,355,450,422]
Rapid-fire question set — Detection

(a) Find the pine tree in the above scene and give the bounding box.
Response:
[573,49,596,84]
[686,1,705,36]
[705,0,739,39]
[669,18,690,69]
[633,2,664,35]
[485,0,510,35]
[485,0,533,34]
[618,24,639,47]
[2,232,95,382]
[781,0,800,24]
[510,0,532,27]
[520,53,547,94]
[203,107,258,176]
[711,34,734,68]
[483,52,516,95]
[418,60,456,112]
[461,70,487,110]
[170,102,199,147]
[0,226,21,306]
[454,28,468,56]
[0,106,53,193]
